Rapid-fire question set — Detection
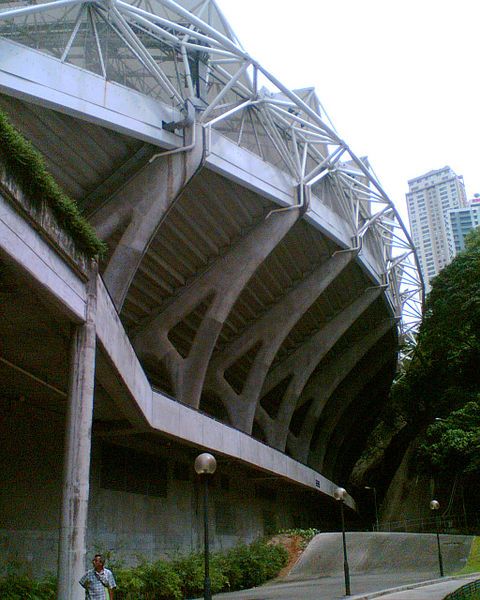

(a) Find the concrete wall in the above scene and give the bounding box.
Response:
[0,400,323,576]
[0,399,64,576]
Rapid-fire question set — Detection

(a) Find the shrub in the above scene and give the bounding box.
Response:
[115,560,182,600]
[222,539,288,591]
[171,552,227,598]
[277,527,320,547]
[1,537,288,599]
[0,573,55,600]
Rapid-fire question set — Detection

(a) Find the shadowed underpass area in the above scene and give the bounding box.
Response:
[210,533,475,600]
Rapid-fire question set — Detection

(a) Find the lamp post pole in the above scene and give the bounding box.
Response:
[334,487,351,596]
[195,453,217,600]
[203,475,211,599]
[430,500,444,577]
[365,486,379,531]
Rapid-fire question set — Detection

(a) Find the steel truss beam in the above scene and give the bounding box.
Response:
[0,0,424,345]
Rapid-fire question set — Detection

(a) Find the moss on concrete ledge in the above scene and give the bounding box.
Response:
[0,110,106,258]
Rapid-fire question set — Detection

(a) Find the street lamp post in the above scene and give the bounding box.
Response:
[430,500,444,577]
[334,487,351,596]
[364,486,379,532]
[194,452,217,600]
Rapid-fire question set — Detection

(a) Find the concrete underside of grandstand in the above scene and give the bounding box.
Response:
[0,0,423,596]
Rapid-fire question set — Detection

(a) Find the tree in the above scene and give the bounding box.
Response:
[417,400,480,476]
[396,227,480,422]
[350,229,480,515]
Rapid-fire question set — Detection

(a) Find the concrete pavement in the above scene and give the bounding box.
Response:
[351,574,480,599]
[290,532,473,578]
[210,573,479,600]
[208,532,477,600]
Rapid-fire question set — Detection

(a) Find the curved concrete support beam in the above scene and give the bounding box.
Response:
[92,125,205,310]
[257,286,383,451]
[311,351,392,475]
[204,250,355,433]
[287,319,394,462]
[134,207,300,408]
[330,370,394,482]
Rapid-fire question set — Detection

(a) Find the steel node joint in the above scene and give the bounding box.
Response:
[163,99,195,133]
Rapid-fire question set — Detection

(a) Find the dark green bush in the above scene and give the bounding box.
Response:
[114,538,286,597]
[0,537,288,599]
[171,552,227,598]
[0,573,55,600]
[222,539,288,591]
[115,560,182,600]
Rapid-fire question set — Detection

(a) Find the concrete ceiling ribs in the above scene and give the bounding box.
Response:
[0,0,424,482]
[203,249,356,435]
[286,318,394,464]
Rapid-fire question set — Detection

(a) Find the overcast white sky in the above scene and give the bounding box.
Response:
[216,0,480,226]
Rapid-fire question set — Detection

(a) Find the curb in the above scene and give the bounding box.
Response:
[349,573,480,599]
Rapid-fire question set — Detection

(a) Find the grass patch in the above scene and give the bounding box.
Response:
[457,536,480,575]
[0,110,106,258]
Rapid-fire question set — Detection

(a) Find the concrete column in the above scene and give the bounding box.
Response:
[57,268,97,600]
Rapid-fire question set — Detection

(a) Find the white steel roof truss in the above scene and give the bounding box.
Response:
[89,4,106,78]
[0,0,425,344]
[258,105,299,177]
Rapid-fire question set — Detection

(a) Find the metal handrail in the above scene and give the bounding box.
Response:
[444,579,480,600]
[377,513,479,535]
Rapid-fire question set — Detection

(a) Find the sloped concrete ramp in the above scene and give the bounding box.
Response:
[288,532,473,580]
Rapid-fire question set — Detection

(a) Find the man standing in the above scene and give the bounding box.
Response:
[79,554,116,599]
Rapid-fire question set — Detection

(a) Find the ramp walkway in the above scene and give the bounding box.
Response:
[289,532,473,579]
[211,532,475,600]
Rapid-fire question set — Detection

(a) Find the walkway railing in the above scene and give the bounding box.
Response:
[444,579,480,599]
[377,514,480,535]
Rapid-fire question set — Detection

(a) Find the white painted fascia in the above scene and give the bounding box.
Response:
[0,38,181,148]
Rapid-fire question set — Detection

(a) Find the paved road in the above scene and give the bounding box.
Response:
[210,573,479,600]
[206,533,477,600]
[211,572,436,599]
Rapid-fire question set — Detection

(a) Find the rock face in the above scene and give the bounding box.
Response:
[288,532,473,579]
[380,441,433,524]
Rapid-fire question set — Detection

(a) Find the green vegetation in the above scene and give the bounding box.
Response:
[0,538,288,600]
[219,539,288,590]
[418,402,480,476]
[352,227,480,500]
[0,110,106,258]
[406,228,480,475]
[0,572,55,600]
[115,560,183,600]
[457,536,480,575]
[277,527,320,548]
[112,540,288,599]
[277,527,320,541]
[399,228,480,419]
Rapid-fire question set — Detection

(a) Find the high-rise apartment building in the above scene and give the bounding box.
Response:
[406,166,467,290]
[448,197,480,254]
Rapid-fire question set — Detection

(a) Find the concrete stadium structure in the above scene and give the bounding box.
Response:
[0,0,423,596]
